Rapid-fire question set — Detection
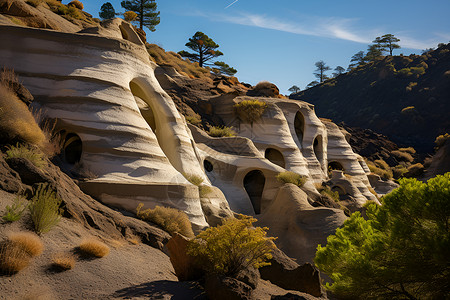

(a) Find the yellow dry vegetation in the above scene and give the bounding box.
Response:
[146,44,210,79]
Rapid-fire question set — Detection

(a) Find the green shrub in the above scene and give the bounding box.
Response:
[393,164,408,179]
[185,115,201,126]
[367,160,393,180]
[276,171,307,187]
[391,150,414,163]
[29,184,62,234]
[208,126,236,137]
[2,195,28,222]
[187,215,275,276]
[136,204,194,238]
[5,144,46,168]
[234,99,268,123]
[318,186,340,202]
[315,174,450,299]
[68,0,83,10]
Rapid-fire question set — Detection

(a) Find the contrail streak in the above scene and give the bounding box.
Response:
[225,0,239,9]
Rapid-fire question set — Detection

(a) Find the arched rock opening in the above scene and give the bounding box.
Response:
[130,81,157,132]
[243,170,265,215]
[63,133,82,164]
[313,135,324,167]
[265,148,285,168]
[204,160,213,172]
[332,185,346,197]
[294,111,305,147]
[328,161,344,171]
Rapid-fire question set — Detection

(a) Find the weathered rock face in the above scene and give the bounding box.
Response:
[0,20,389,262]
[0,23,213,230]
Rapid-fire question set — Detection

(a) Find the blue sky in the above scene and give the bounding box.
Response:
[81,0,450,94]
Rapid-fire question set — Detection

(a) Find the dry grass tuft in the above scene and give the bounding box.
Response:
[208,126,236,137]
[52,252,75,271]
[68,0,83,10]
[0,82,46,147]
[234,99,268,123]
[79,238,110,258]
[391,150,414,163]
[147,44,210,79]
[136,204,194,238]
[7,232,43,257]
[276,171,307,187]
[0,241,31,274]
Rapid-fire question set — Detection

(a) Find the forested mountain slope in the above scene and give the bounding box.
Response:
[291,44,450,154]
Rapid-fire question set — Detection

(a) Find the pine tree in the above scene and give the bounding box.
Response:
[178,32,224,67]
[288,85,301,94]
[313,61,331,83]
[99,2,115,20]
[373,34,401,56]
[120,0,160,31]
[333,66,345,77]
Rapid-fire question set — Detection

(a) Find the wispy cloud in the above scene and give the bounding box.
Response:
[225,0,239,9]
[195,11,442,49]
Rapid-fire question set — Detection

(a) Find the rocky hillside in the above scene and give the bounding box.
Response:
[291,44,450,154]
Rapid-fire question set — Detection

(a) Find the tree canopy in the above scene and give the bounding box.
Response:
[178,32,224,68]
[99,2,115,20]
[315,173,450,299]
[120,0,160,31]
[288,85,301,94]
[373,34,401,56]
[212,61,237,76]
[314,61,331,83]
[333,66,345,77]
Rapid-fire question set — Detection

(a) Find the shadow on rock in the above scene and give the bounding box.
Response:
[112,280,206,299]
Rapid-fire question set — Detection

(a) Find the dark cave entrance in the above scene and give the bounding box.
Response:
[243,170,265,215]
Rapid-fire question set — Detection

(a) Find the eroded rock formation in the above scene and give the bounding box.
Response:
[0,20,395,262]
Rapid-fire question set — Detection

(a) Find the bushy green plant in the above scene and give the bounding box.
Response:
[5,144,46,168]
[136,204,194,238]
[2,195,28,222]
[315,173,450,299]
[318,186,340,202]
[234,99,268,123]
[208,126,236,137]
[187,215,275,276]
[185,115,201,126]
[276,171,307,187]
[29,184,62,234]
[367,159,393,180]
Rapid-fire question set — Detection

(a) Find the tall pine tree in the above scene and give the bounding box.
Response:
[120,0,160,31]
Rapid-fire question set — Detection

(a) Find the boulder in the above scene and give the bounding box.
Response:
[166,233,203,281]
[257,184,347,264]
[236,267,260,290]
[259,247,323,297]
[0,154,24,193]
[205,274,253,300]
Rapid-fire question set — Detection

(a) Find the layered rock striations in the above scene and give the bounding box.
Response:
[0,20,394,262]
